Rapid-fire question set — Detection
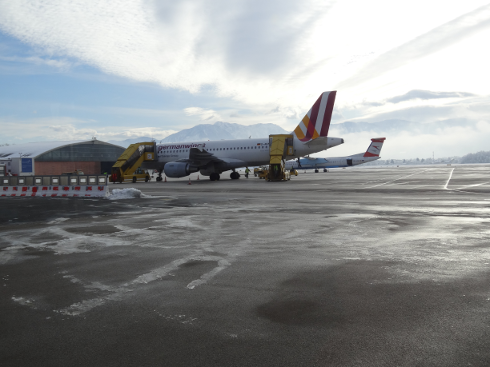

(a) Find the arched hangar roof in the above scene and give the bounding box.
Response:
[0,140,125,162]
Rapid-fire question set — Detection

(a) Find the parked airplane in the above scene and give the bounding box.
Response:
[144,91,344,181]
[285,137,386,172]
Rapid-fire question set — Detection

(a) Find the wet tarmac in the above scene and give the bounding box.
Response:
[1,165,490,366]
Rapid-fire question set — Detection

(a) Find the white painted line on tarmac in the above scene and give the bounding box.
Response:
[444,168,455,190]
[364,169,431,189]
[455,181,489,190]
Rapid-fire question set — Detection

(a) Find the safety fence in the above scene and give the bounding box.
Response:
[1,175,109,198]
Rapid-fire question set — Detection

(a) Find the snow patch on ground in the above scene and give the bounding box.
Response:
[12,296,36,308]
[106,188,150,200]
[47,218,70,224]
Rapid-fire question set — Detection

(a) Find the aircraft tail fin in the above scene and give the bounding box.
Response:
[293,91,337,143]
[363,138,386,157]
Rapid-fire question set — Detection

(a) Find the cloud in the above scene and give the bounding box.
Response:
[387,90,476,104]
[334,91,488,125]
[0,0,333,108]
[1,0,490,142]
[0,55,72,69]
[184,107,222,121]
[336,4,490,90]
[327,120,490,160]
[0,116,176,143]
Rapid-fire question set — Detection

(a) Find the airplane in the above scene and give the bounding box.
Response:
[285,137,386,172]
[143,91,344,181]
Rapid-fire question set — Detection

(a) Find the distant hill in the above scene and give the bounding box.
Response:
[160,121,288,143]
[461,150,490,164]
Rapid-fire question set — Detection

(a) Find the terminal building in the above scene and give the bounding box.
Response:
[0,140,125,176]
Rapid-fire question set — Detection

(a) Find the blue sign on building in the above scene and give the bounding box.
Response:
[21,158,33,173]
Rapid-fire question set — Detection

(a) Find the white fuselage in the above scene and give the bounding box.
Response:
[150,136,344,174]
[285,155,379,170]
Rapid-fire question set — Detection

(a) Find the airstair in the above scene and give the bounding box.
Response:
[266,134,294,181]
[111,142,156,183]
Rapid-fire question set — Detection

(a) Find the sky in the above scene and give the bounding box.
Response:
[1,0,490,159]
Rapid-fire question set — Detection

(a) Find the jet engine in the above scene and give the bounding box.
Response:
[163,162,198,178]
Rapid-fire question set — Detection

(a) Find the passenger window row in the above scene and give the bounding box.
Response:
[210,146,266,151]
[164,145,269,153]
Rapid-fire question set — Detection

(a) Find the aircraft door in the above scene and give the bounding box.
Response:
[346,159,353,166]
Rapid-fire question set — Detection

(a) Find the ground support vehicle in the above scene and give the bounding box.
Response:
[265,134,294,182]
[111,142,156,183]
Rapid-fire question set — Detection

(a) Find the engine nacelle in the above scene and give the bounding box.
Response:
[163,162,198,178]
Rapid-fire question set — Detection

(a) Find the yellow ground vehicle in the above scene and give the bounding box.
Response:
[255,165,292,181]
[111,142,155,183]
[266,134,294,181]
[265,163,291,181]
[254,166,268,179]
[253,135,297,182]
[123,167,151,183]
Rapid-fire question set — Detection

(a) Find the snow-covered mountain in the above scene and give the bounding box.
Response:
[160,121,288,143]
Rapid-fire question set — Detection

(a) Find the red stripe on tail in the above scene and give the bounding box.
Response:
[304,95,322,141]
[319,91,336,137]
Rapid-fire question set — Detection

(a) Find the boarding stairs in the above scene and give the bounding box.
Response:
[111,142,156,183]
[266,134,294,181]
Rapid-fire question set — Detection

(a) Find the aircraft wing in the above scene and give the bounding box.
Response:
[175,147,225,166]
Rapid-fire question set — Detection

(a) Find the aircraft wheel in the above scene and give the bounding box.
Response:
[314,169,319,173]
[230,172,239,180]
[156,176,162,182]
[210,173,219,181]
[323,168,327,172]
[217,174,220,181]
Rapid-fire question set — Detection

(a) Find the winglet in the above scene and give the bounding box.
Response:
[293,91,337,143]
[363,138,386,157]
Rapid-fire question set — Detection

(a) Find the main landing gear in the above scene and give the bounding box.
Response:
[210,173,220,181]
[230,171,240,180]
[155,169,164,181]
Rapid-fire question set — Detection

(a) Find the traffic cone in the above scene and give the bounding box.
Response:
[188,177,191,185]
[164,176,167,182]
[197,175,200,180]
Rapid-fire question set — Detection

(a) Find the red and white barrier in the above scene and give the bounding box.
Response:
[1,185,108,198]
